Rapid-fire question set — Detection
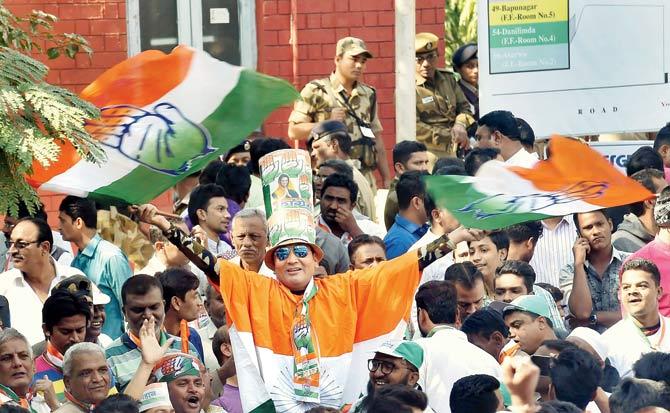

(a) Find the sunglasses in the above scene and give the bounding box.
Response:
[274,245,310,261]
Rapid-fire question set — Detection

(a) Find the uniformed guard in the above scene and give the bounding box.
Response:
[415,32,475,158]
[288,37,391,192]
[452,43,479,120]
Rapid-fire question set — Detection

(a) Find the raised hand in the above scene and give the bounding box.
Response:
[139,316,174,366]
[448,227,488,245]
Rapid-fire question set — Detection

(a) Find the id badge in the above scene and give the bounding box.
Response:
[360,126,375,139]
[422,96,434,104]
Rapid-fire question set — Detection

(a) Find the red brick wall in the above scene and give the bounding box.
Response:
[4,0,445,223]
[258,0,446,172]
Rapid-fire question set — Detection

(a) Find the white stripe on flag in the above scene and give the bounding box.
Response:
[41,50,242,193]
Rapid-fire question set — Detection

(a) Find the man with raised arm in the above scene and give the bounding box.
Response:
[135,203,483,412]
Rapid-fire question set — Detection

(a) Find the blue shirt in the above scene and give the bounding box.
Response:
[72,234,132,339]
[383,214,429,259]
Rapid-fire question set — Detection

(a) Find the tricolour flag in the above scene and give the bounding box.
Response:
[425,136,654,230]
[27,45,298,204]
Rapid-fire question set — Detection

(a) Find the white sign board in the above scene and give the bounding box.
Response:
[478,0,670,138]
[589,140,654,174]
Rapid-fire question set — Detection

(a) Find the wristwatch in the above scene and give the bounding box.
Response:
[589,311,598,326]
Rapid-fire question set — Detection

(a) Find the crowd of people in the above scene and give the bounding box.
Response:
[0,32,669,413]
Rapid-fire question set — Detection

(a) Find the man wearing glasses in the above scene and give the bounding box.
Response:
[136,203,484,411]
[347,340,426,413]
[415,32,474,158]
[0,218,83,345]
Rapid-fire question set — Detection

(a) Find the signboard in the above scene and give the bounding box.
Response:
[589,140,654,174]
[479,0,670,138]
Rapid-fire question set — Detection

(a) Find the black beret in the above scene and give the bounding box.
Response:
[452,43,478,68]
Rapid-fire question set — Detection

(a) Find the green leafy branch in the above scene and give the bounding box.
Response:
[0,3,103,216]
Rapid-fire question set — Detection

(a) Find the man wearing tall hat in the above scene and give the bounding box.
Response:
[135,148,485,411]
[415,32,475,158]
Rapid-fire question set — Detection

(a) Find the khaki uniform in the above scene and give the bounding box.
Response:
[416,69,474,158]
[289,73,383,191]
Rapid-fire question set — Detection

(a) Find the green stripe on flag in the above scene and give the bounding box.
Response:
[249,399,276,413]
[91,69,298,204]
[424,175,551,230]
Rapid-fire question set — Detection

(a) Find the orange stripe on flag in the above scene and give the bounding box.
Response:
[80,46,194,108]
[511,136,654,208]
[27,140,80,187]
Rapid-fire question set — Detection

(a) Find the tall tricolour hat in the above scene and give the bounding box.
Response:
[260,149,324,271]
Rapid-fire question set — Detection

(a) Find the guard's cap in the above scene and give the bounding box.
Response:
[452,43,478,67]
[374,340,424,370]
[336,37,372,58]
[415,32,439,54]
[503,295,552,321]
[223,139,252,162]
[308,120,349,144]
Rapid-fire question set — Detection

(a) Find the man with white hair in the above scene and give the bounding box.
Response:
[58,342,112,413]
[0,329,51,413]
[228,209,273,277]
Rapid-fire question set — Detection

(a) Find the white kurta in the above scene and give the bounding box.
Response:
[416,327,503,413]
[602,314,670,378]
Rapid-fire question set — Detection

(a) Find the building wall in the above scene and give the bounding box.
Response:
[4,0,446,223]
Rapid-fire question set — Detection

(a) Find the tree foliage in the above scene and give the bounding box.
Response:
[0,3,103,216]
[444,0,478,66]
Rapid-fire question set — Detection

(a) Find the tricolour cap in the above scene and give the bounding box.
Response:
[151,353,204,383]
[415,32,439,54]
[139,383,173,412]
[374,340,424,370]
[503,295,552,321]
[336,37,372,58]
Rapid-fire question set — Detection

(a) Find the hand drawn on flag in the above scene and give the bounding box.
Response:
[86,102,215,176]
[459,180,609,219]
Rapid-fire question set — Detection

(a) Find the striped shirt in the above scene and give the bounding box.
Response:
[105,330,199,392]
[529,216,578,288]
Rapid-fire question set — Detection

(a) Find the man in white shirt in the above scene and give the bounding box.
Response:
[603,258,670,378]
[227,209,274,277]
[317,174,386,246]
[3,206,74,270]
[0,218,83,345]
[187,183,235,258]
[414,280,502,413]
[477,110,538,168]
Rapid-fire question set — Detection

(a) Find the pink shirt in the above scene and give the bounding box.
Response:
[627,238,670,316]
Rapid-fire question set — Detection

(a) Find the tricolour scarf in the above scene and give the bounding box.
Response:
[291,277,321,403]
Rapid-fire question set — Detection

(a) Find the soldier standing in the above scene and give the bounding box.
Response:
[415,32,475,158]
[288,37,391,191]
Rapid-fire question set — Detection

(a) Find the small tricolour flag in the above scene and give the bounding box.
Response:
[27,45,299,204]
[424,136,654,230]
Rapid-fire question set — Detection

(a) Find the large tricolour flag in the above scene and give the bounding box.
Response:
[26,45,298,204]
[424,136,654,229]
